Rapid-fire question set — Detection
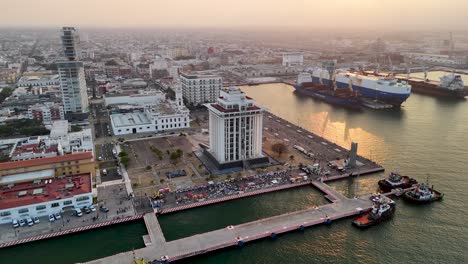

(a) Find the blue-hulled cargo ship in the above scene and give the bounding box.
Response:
[311,68,411,106]
[293,72,362,110]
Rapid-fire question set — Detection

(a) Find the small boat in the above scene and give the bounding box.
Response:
[378,172,417,193]
[403,183,444,204]
[392,188,405,197]
[352,198,395,228]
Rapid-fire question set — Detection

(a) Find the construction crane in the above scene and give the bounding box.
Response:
[449,32,455,58]
[388,55,394,72]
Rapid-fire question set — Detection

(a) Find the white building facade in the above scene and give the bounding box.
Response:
[282,52,304,67]
[109,85,190,136]
[27,102,65,125]
[205,87,264,164]
[57,62,89,113]
[180,72,222,106]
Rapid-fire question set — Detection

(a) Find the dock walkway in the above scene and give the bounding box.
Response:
[84,180,374,263]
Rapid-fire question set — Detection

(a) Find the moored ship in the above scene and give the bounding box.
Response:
[352,197,396,228]
[403,183,444,204]
[293,72,362,110]
[311,68,411,106]
[378,172,418,193]
[398,73,468,99]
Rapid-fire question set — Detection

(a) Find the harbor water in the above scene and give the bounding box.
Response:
[1,73,468,263]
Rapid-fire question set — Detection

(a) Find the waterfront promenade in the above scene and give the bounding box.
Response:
[85,179,378,263]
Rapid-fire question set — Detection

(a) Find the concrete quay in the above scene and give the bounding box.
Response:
[84,179,376,264]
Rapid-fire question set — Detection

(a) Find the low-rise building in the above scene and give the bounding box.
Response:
[0,172,92,224]
[180,71,223,106]
[27,102,65,125]
[0,151,95,178]
[17,74,60,88]
[283,52,304,67]
[108,86,190,135]
[0,68,17,84]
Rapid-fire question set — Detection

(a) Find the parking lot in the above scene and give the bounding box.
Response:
[97,183,135,220]
[0,206,104,244]
[96,143,122,183]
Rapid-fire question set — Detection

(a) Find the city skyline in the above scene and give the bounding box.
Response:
[2,0,468,30]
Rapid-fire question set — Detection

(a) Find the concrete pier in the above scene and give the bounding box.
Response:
[84,180,376,264]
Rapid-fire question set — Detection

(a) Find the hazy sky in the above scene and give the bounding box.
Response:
[2,0,468,30]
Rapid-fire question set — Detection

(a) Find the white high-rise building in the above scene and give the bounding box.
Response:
[282,52,304,67]
[205,87,264,165]
[58,27,88,114]
[57,61,88,113]
[180,72,222,106]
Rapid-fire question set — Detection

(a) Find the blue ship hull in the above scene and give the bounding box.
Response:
[293,85,361,110]
[311,77,410,106]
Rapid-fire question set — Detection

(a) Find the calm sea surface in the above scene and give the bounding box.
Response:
[1,72,468,264]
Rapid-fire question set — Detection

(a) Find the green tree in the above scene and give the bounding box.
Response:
[271,142,287,156]
[70,125,82,132]
[120,156,130,167]
[118,151,128,157]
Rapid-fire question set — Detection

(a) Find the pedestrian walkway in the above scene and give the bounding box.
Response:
[84,180,375,264]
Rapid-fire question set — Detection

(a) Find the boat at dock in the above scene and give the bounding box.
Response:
[352,197,396,228]
[294,72,362,110]
[378,172,418,193]
[403,183,444,204]
[311,68,411,106]
[397,72,468,99]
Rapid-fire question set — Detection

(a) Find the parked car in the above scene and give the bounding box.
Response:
[73,208,83,217]
[18,219,26,226]
[54,213,61,220]
[26,218,34,226]
[83,206,91,214]
[48,214,55,222]
[99,206,109,213]
[12,219,19,228]
[33,217,40,224]
[89,204,96,212]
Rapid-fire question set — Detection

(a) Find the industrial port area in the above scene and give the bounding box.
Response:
[1,2,468,263]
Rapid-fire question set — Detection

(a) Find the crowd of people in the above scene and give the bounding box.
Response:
[161,170,294,206]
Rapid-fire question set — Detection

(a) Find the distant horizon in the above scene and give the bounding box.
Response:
[0,25,466,35]
[3,0,468,32]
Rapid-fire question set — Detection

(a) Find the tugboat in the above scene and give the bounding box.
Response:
[352,198,396,228]
[378,172,418,193]
[403,183,444,204]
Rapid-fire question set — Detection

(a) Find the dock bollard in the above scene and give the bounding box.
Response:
[270,233,277,238]
[298,225,305,231]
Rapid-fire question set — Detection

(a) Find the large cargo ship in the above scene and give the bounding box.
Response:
[397,73,468,98]
[293,72,362,110]
[311,68,411,106]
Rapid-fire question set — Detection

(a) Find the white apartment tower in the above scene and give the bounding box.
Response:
[58,27,88,113]
[180,72,222,106]
[205,87,264,164]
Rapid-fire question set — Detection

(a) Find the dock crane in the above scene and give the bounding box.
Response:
[449,32,455,59]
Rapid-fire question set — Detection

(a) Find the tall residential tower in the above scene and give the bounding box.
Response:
[58,27,88,114]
